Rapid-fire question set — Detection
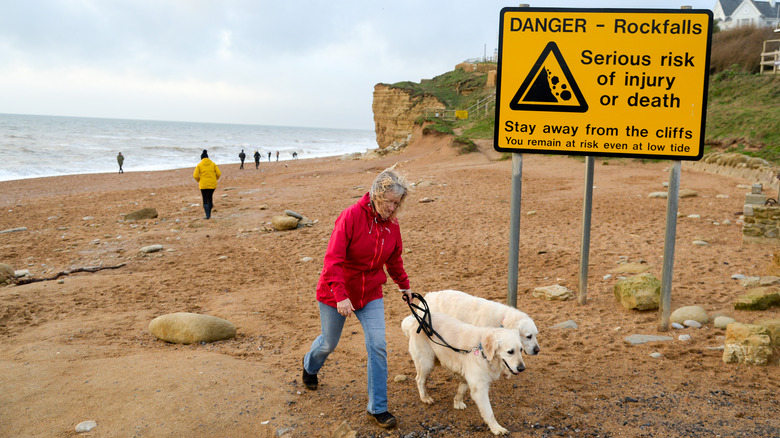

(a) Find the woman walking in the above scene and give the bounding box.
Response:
[193,149,221,219]
[302,167,413,429]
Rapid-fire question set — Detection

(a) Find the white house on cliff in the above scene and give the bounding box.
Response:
[713,0,780,30]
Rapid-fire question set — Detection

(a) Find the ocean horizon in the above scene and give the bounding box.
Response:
[0,113,378,182]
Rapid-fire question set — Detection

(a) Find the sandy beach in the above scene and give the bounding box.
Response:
[1,132,778,437]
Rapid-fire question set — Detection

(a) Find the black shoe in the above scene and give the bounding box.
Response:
[302,358,318,390]
[367,411,397,429]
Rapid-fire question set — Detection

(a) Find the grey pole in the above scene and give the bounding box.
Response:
[658,4,692,330]
[508,153,523,308]
[507,3,531,309]
[578,156,595,305]
[659,160,681,331]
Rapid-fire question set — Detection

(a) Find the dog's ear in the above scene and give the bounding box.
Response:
[481,331,499,361]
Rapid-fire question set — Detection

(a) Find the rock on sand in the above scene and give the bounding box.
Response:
[149,312,236,344]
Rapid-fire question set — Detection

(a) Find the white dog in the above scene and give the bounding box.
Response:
[424,289,540,356]
[401,312,525,435]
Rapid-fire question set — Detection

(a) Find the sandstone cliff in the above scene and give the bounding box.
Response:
[372,84,445,149]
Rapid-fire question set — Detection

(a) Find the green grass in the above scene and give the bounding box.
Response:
[389,69,490,109]
[705,71,780,164]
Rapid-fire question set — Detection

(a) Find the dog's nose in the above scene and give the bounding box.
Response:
[517,364,525,372]
[532,346,540,355]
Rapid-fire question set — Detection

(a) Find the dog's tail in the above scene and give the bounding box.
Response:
[401,314,418,338]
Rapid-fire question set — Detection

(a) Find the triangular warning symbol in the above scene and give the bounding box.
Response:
[509,42,588,113]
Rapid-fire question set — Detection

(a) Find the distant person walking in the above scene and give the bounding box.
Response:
[276,151,279,161]
[268,151,271,162]
[239,150,246,169]
[254,150,261,169]
[117,152,124,174]
[292,151,298,159]
[193,149,221,220]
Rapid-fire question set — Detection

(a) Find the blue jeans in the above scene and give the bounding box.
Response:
[304,299,388,414]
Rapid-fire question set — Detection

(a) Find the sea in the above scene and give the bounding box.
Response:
[0,113,378,182]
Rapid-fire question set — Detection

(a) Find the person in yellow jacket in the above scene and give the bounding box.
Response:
[193,149,221,219]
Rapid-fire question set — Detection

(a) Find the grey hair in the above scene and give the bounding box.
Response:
[369,166,410,216]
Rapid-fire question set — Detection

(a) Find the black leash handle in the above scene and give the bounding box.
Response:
[403,292,470,354]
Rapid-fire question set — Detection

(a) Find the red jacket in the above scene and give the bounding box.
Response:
[316,193,410,309]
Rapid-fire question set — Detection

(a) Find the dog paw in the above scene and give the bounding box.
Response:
[453,401,467,410]
[420,395,434,404]
[490,425,508,435]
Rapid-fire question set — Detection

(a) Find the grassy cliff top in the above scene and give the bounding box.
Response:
[705,71,780,164]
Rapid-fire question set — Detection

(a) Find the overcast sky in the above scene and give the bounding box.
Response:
[0,0,714,130]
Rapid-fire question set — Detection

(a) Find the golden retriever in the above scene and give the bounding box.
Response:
[401,311,525,435]
[424,289,540,356]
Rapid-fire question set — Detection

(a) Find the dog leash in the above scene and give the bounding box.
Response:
[403,292,476,355]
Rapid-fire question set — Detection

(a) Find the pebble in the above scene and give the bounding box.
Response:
[687,214,701,219]
[301,257,313,262]
[603,274,612,280]
[650,352,663,358]
[671,322,684,330]
[679,334,692,341]
[75,420,97,433]
[714,315,736,329]
[624,334,673,345]
[550,320,578,330]
[683,320,702,328]
[140,244,163,254]
[692,240,709,246]
[285,210,303,220]
[731,274,746,280]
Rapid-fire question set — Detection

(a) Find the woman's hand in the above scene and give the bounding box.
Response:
[400,289,413,303]
[336,298,355,317]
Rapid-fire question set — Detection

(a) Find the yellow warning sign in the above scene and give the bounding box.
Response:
[510,42,588,112]
[494,8,712,160]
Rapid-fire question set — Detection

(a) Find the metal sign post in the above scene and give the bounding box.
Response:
[578,156,595,305]
[659,161,681,330]
[506,4,529,309]
[507,153,523,308]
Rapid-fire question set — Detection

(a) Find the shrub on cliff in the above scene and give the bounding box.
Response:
[452,137,478,154]
[390,69,488,108]
[710,26,776,74]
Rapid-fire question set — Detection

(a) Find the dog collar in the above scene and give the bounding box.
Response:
[470,343,488,359]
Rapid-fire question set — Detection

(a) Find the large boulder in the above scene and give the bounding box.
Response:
[0,263,15,286]
[614,273,661,310]
[149,312,236,344]
[125,208,159,221]
[670,306,709,325]
[753,318,780,349]
[723,323,773,366]
[734,286,780,310]
[532,285,574,301]
[272,215,299,231]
